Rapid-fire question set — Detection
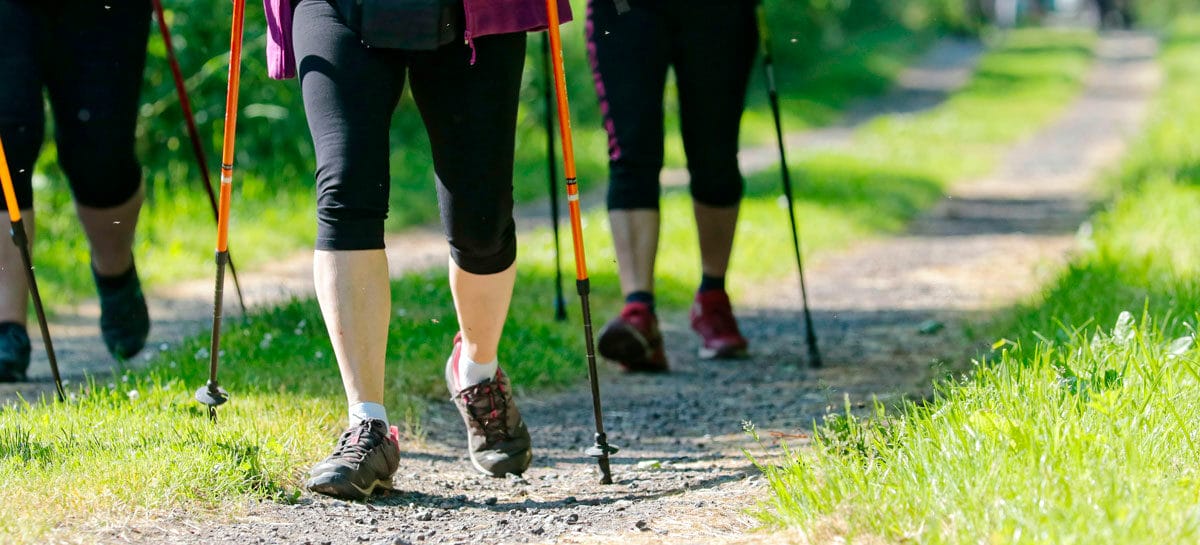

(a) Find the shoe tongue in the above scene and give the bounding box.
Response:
[350,419,383,445]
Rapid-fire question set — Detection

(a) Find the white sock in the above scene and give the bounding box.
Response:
[458,355,499,388]
[348,402,389,427]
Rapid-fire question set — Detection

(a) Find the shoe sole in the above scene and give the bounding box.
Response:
[306,473,392,501]
[467,443,533,478]
[698,345,750,360]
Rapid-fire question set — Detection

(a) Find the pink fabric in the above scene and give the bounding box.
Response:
[264,0,573,80]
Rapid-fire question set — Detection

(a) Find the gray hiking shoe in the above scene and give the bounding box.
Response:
[0,322,31,382]
[445,333,533,477]
[306,418,400,500]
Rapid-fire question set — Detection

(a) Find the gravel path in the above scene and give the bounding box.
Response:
[13,33,1160,545]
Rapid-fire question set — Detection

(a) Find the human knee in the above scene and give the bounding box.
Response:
[56,137,141,209]
[689,161,744,207]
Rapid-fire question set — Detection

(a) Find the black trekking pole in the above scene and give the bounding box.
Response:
[0,136,65,402]
[541,33,568,322]
[544,0,618,484]
[152,0,247,316]
[757,6,822,368]
[196,0,246,422]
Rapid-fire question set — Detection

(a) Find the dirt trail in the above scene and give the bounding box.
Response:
[80,32,1162,545]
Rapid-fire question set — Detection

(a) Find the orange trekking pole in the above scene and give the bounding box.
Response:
[196,0,246,422]
[0,135,65,402]
[544,0,618,484]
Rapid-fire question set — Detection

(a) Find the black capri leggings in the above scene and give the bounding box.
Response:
[587,0,758,211]
[294,0,526,275]
[0,0,150,210]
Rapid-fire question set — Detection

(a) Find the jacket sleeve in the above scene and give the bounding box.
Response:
[264,0,297,80]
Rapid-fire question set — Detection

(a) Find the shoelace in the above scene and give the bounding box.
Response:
[460,382,511,442]
[329,423,382,462]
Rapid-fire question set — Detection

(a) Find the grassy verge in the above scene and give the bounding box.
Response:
[754,19,1200,545]
[28,0,934,308]
[0,28,1096,544]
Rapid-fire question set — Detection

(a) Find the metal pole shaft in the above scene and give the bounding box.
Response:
[10,222,65,402]
[542,34,567,322]
[759,8,822,368]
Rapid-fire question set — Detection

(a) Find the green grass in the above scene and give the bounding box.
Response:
[0,27,1097,544]
[754,18,1200,545]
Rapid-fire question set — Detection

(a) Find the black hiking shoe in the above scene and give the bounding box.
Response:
[306,418,401,500]
[94,262,150,361]
[0,322,31,382]
[445,333,533,477]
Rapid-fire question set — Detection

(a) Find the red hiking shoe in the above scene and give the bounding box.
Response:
[690,290,749,359]
[597,302,669,373]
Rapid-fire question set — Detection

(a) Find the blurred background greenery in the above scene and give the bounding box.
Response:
[24,0,969,305]
[25,0,1200,306]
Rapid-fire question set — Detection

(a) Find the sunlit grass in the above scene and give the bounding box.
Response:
[756,19,1200,545]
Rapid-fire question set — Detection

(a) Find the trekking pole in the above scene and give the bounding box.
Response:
[151,0,247,316]
[541,33,568,322]
[544,0,618,484]
[0,136,65,403]
[196,0,246,422]
[757,5,822,368]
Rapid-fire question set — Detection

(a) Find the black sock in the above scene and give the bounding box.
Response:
[625,291,655,311]
[94,261,137,293]
[699,274,725,293]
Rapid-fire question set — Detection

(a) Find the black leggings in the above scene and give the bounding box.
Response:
[587,0,758,211]
[294,0,526,274]
[0,0,149,210]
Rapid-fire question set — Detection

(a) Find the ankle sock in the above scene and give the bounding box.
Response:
[459,355,499,388]
[698,274,725,293]
[625,290,655,311]
[349,402,389,427]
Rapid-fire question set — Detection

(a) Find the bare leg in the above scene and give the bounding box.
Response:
[75,185,143,275]
[315,249,390,406]
[608,209,660,296]
[693,201,739,278]
[0,209,33,325]
[449,259,516,363]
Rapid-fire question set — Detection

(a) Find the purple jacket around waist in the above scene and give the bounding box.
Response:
[264,0,573,80]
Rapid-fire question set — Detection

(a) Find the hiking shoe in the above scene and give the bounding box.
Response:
[445,333,533,477]
[690,290,749,359]
[94,263,150,360]
[0,322,31,382]
[597,302,668,373]
[306,418,401,500]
